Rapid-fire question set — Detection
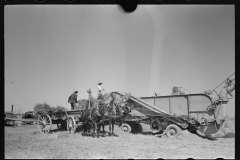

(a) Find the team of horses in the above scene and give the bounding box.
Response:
[80,92,129,138]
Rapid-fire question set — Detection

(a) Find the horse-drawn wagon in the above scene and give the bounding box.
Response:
[37,109,84,134]
[37,90,123,136]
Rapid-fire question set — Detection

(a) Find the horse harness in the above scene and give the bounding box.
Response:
[82,106,106,126]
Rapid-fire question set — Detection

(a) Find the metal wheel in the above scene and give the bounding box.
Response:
[131,122,143,133]
[37,114,52,134]
[200,118,208,125]
[166,124,181,138]
[67,116,76,134]
[135,123,143,133]
[120,123,132,133]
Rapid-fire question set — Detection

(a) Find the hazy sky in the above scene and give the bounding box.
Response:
[5,5,235,117]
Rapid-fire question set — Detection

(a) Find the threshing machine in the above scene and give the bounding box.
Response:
[113,74,235,138]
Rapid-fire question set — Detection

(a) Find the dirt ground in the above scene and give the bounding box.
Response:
[5,122,235,159]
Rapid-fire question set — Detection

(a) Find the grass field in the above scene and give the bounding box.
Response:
[5,123,235,159]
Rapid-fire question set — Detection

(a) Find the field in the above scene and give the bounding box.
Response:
[5,123,235,159]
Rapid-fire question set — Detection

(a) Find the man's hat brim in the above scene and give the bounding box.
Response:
[98,83,103,85]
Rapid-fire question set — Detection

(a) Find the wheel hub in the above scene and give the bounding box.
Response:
[69,122,72,128]
[170,129,176,135]
[123,126,128,132]
[43,119,47,126]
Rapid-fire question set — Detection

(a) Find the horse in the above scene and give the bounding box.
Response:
[81,102,108,138]
[93,92,131,136]
[100,92,130,136]
[106,101,124,136]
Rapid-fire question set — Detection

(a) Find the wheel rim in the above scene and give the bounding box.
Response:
[67,116,76,134]
[38,115,52,134]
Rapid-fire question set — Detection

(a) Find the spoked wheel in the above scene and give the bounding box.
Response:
[166,124,181,138]
[67,116,76,134]
[37,114,52,134]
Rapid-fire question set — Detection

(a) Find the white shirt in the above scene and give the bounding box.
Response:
[98,85,103,92]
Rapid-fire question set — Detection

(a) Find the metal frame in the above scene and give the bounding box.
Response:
[141,93,214,118]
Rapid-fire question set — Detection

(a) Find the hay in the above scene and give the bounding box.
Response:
[31,131,40,135]
[57,132,69,139]
[5,124,235,159]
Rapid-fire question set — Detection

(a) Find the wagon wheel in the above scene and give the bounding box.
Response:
[37,114,52,134]
[166,124,181,138]
[67,116,76,134]
[200,118,208,125]
[134,123,143,133]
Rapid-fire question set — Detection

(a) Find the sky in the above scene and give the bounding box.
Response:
[4,5,235,117]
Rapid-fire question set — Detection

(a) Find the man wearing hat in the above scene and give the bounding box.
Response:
[68,90,78,110]
[97,83,105,104]
[98,83,104,94]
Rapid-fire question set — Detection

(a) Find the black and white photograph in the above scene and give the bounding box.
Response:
[5,3,235,159]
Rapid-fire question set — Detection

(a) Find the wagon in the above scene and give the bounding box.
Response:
[5,112,38,127]
[37,109,84,134]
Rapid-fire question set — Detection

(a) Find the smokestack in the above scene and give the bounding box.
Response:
[12,105,13,113]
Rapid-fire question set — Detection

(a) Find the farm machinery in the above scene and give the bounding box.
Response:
[6,74,234,139]
[113,73,235,138]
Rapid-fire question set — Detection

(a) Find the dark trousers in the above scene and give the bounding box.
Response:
[71,103,77,110]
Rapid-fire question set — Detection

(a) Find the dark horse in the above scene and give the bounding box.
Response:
[81,103,108,138]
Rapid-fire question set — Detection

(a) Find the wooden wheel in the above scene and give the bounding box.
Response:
[67,116,76,134]
[37,114,52,134]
